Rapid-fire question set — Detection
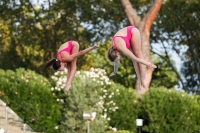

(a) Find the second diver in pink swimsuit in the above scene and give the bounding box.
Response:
[107,26,157,90]
[112,26,135,49]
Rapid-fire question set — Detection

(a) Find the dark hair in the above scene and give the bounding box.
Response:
[44,58,61,70]
[107,47,117,62]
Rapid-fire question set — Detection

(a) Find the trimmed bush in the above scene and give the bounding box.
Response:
[103,86,200,133]
[0,68,61,133]
[138,87,200,133]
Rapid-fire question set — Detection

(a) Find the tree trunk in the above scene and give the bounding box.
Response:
[120,0,163,96]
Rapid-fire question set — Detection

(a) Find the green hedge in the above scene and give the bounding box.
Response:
[0,68,61,133]
[105,86,200,133]
[139,88,200,133]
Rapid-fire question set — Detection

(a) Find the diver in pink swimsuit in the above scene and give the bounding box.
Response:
[112,26,135,49]
[57,40,73,62]
[107,26,157,89]
[45,40,98,94]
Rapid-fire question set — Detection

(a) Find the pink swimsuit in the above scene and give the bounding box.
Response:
[112,26,135,49]
[57,40,73,62]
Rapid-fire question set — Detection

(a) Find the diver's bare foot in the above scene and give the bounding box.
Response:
[64,84,71,94]
[147,62,157,69]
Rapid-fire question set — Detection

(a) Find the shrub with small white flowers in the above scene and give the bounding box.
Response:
[51,68,111,132]
[50,67,136,132]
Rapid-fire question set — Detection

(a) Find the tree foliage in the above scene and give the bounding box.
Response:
[151,0,200,92]
[6,0,200,94]
[0,0,96,76]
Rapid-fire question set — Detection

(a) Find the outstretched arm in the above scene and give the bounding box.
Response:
[62,45,98,62]
[118,46,157,69]
[109,60,120,77]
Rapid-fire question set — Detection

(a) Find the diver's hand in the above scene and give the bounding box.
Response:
[147,62,157,69]
[109,72,116,77]
[92,45,99,49]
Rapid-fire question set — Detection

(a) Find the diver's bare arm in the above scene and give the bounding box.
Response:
[62,46,99,62]
[109,60,120,77]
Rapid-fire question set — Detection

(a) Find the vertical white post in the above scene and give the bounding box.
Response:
[87,120,90,133]
[23,123,26,133]
[5,107,8,133]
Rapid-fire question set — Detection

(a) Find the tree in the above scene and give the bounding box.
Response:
[0,0,96,76]
[0,0,178,92]
[151,0,200,93]
[119,0,163,95]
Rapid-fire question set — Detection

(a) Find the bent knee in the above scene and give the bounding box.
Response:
[132,28,140,34]
[73,41,79,48]
[72,41,79,53]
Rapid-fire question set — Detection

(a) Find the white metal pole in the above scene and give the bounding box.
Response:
[23,123,26,133]
[87,120,90,133]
